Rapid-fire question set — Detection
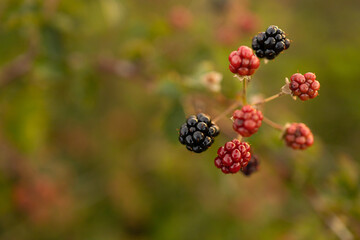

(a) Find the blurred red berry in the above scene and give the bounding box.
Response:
[284,123,314,149]
[289,72,320,101]
[13,176,72,224]
[169,6,193,30]
[233,105,263,137]
[237,13,259,33]
[216,26,238,45]
[214,139,251,174]
[229,46,260,76]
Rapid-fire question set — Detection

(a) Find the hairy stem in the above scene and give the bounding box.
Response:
[213,101,242,123]
[263,116,284,131]
[242,79,247,105]
[237,134,243,142]
[252,92,285,106]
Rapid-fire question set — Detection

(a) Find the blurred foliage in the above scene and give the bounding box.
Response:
[0,0,359,239]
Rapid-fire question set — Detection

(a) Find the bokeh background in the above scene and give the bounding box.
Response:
[0,0,359,239]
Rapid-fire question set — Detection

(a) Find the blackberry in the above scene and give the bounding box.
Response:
[179,113,220,153]
[214,139,251,174]
[232,105,263,137]
[283,123,314,150]
[252,25,290,60]
[241,154,259,176]
[289,72,320,101]
[229,46,260,76]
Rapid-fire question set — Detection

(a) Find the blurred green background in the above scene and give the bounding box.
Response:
[0,0,359,239]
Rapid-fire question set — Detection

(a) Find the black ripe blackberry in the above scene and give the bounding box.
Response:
[178,113,220,153]
[252,25,290,60]
[241,154,260,176]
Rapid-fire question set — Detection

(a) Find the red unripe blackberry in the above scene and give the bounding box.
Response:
[232,105,263,137]
[241,154,259,176]
[179,113,220,153]
[283,123,314,150]
[252,25,290,60]
[214,139,251,174]
[289,72,320,101]
[228,46,260,76]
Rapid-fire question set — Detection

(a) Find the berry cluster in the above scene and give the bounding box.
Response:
[214,139,251,174]
[283,123,314,150]
[179,113,219,153]
[233,105,263,137]
[241,154,260,176]
[177,24,319,176]
[252,25,290,60]
[289,72,320,101]
[229,46,260,76]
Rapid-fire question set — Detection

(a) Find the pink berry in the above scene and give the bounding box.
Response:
[228,45,260,76]
[214,140,252,174]
[232,105,263,137]
[289,72,320,101]
[283,123,314,150]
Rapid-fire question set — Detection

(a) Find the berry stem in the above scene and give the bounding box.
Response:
[263,116,284,131]
[213,101,242,123]
[242,79,247,105]
[237,134,243,142]
[252,92,285,106]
